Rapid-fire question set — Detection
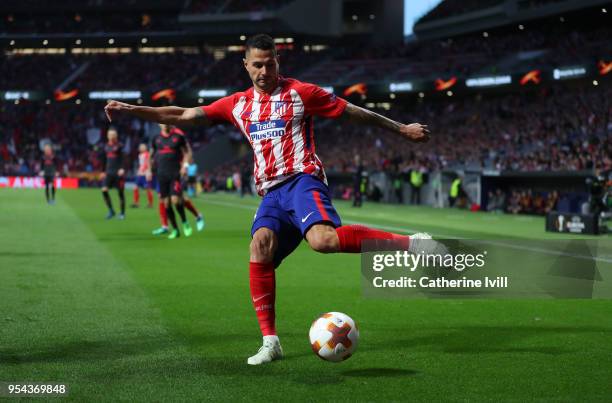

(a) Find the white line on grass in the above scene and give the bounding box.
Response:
[205,198,612,264]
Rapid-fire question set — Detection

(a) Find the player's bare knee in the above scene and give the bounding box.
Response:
[171,195,180,205]
[250,229,277,263]
[307,227,340,253]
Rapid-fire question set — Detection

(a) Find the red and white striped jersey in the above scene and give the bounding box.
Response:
[137,150,150,175]
[201,77,347,195]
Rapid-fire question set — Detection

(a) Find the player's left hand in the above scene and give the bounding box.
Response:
[180,167,187,177]
[118,168,125,177]
[400,123,430,143]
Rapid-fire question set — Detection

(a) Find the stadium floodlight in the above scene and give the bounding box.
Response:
[88,91,141,100]
[553,67,586,80]
[197,89,228,98]
[466,75,512,87]
[389,82,413,92]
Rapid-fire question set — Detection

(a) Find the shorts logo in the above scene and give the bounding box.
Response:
[248,119,286,141]
[301,211,315,223]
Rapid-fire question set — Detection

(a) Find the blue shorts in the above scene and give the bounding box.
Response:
[135,175,152,189]
[251,173,342,268]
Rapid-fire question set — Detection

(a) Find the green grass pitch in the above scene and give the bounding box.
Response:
[1,188,611,401]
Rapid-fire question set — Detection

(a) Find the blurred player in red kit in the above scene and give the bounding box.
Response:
[132,143,154,208]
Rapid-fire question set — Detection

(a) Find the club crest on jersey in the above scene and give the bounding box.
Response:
[270,101,289,119]
[248,119,286,141]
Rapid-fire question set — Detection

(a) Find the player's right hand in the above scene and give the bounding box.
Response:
[145,172,153,181]
[104,100,133,122]
[100,172,106,180]
[400,123,430,143]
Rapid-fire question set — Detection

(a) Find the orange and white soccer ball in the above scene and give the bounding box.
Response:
[309,312,359,362]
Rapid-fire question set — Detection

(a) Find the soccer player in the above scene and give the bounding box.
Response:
[185,158,198,197]
[181,153,206,231]
[39,143,58,205]
[105,33,438,365]
[132,143,154,208]
[101,128,126,219]
[150,124,193,239]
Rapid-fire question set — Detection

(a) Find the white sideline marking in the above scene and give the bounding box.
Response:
[205,198,612,264]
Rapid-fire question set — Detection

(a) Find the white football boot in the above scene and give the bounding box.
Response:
[247,335,283,365]
[409,232,449,256]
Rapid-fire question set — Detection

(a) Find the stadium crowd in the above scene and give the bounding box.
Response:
[1,82,609,179]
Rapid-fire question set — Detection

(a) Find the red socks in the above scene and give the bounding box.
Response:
[336,225,409,253]
[158,201,168,227]
[249,262,276,336]
[184,199,200,217]
[146,189,153,206]
[133,188,140,204]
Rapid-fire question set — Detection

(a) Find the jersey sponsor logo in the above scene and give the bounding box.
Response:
[158,146,175,155]
[248,119,286,141]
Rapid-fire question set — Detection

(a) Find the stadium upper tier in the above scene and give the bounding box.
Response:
[417,0,505,24]
[187,0,295,14]
[1,17,608,91]
[0,0,296,35]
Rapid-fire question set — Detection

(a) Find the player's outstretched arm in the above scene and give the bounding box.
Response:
[342,103,430,143]
[104,100,209,127]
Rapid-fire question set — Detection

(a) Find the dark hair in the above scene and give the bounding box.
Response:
[245,34,277,57]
